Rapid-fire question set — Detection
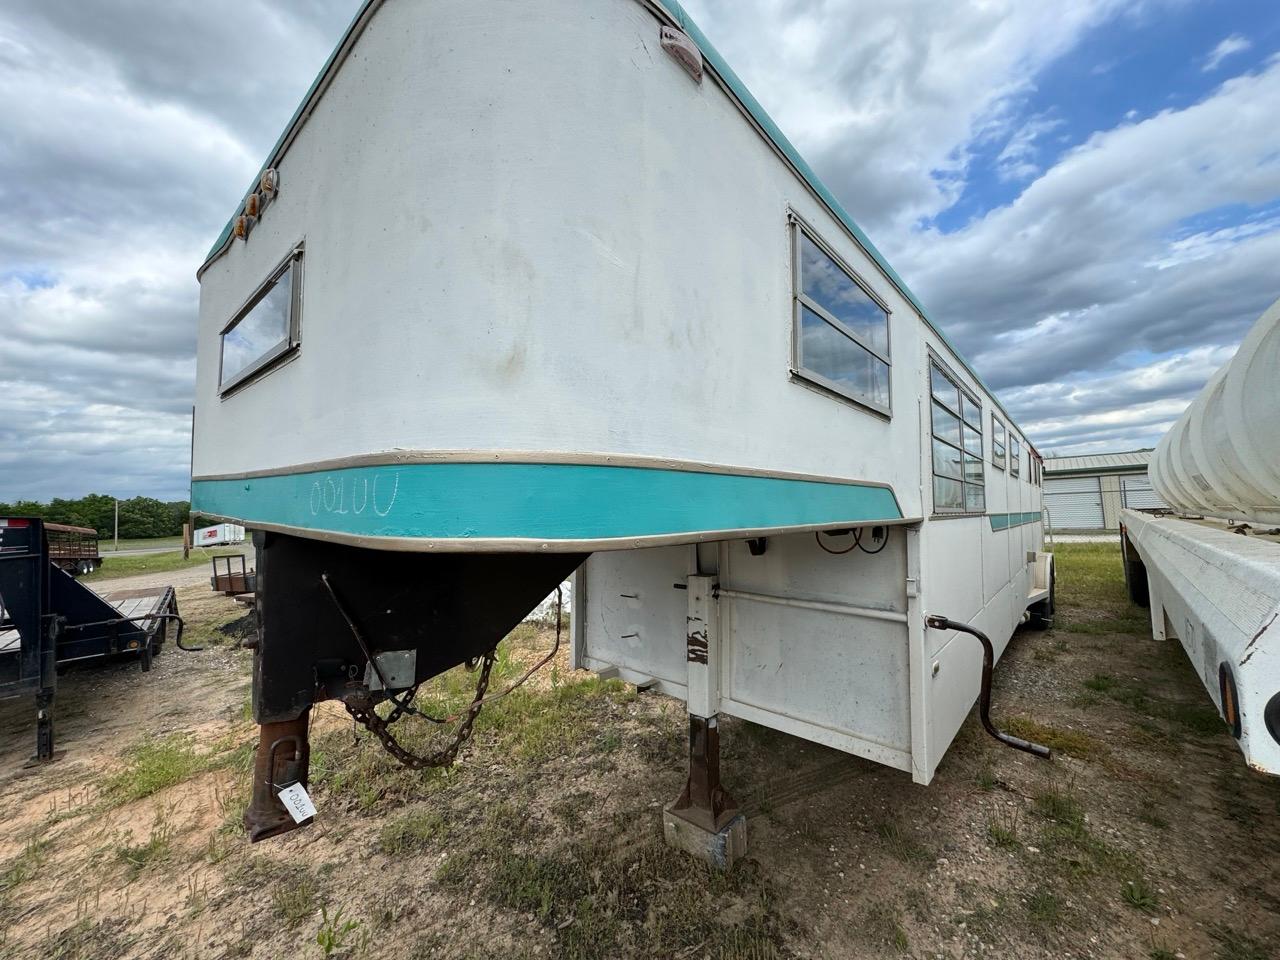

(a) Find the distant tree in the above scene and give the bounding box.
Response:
[0,500,47,519]
[1,494,189,538]
[116,497,181,539]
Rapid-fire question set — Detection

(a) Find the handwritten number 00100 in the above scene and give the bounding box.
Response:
[309,472,398,518]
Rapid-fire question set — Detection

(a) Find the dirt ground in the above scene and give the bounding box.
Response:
[0,545,1277,960]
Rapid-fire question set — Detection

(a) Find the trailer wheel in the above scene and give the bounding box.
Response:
[76,559,91,576]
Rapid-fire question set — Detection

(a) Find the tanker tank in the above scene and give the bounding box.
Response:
[1150,297,1280,526]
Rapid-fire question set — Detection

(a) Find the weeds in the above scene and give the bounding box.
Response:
[116,814,173,879]
[378,808,448,855]
[315,906,364,956]
[987,807,1022,849]
[99,734,235,807]
[0,836,50,895]
[1005,716,1107,760]
[273,874,320,928]
[1121,876,1159,912]
[874,820,928,863]
[1026,887,1061,924]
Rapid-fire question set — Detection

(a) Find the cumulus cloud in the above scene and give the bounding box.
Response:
[1203,34,1252,72]
[680,0,1158,237]
[899,57,1280,412]
[0,0,353,500]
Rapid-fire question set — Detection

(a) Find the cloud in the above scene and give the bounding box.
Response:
[995,115,1065,183]
[680,0,1153,236]
[894,57,1280,449]
[0,1,353,500]
[1203,34,1251,72]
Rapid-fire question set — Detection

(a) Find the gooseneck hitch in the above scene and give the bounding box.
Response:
[925,614,1051,760]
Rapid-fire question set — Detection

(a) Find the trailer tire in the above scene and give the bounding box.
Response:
[76,560,91,576]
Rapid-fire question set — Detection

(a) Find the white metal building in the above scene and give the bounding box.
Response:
[1044,450,1165,530]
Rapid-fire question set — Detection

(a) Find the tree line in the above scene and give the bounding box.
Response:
[0,495,192,540]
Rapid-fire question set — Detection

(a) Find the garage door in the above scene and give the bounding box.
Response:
[1045,476,1104,529]
[1121,474,1166,510]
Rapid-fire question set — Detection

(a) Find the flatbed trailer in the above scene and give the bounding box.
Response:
[1120,510,1280,774]
[0,517,185,760]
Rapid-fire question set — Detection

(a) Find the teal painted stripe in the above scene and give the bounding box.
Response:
[989,512,1042,532]
[191,463,902,542]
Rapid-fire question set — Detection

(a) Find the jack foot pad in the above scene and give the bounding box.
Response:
[663,805,747,870]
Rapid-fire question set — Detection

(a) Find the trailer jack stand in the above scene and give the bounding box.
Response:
[663,716,746,869]
[244,713,313,842]
[26,690,62,766]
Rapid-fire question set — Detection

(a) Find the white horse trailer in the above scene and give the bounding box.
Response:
[190,0,1054,858]
[1122,296,1280,776]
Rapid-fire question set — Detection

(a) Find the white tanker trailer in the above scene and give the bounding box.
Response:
[1121,296,1280,775]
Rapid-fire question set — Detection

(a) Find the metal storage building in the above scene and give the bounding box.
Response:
[1043,450,1165,530]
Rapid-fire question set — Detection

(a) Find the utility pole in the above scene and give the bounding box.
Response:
[114,499,119,552]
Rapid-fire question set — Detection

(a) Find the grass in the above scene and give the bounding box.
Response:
[82,546,245,581]
[432,802,789,960]
[987,807,1022,850]
[310,641,637,812]
[98,536,184,554]
[1026,887,1061,924]
[874,820,929,863]
[378,808,448,855]
[272,874,320,928]
[1051,543,1151,634]
[1211,926,1271,960]
[99,733,241,808]
[1004,715,1107,760]
[1121,876,1159,912]
[1080,672,1226,739]
[116,816,174,879]
[0,837,49,890]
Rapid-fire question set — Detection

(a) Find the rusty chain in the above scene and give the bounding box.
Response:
[343,648,497,769]
[336,584,564,770]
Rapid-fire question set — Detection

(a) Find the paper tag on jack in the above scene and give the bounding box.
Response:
[277,782,317,823]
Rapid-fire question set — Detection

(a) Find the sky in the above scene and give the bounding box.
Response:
[1,0,1278,501]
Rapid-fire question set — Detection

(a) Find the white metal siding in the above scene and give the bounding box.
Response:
[1045,476,1104,529]
[1121,475,1166,510]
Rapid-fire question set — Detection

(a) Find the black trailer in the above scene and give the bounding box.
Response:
[0,517,185,761]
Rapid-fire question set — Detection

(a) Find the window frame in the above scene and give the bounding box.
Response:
[928,353,986,517]
[218,242,304,397]
[789,213,893,417]
[1010,435,1022,478]
[991,414,1007,471]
